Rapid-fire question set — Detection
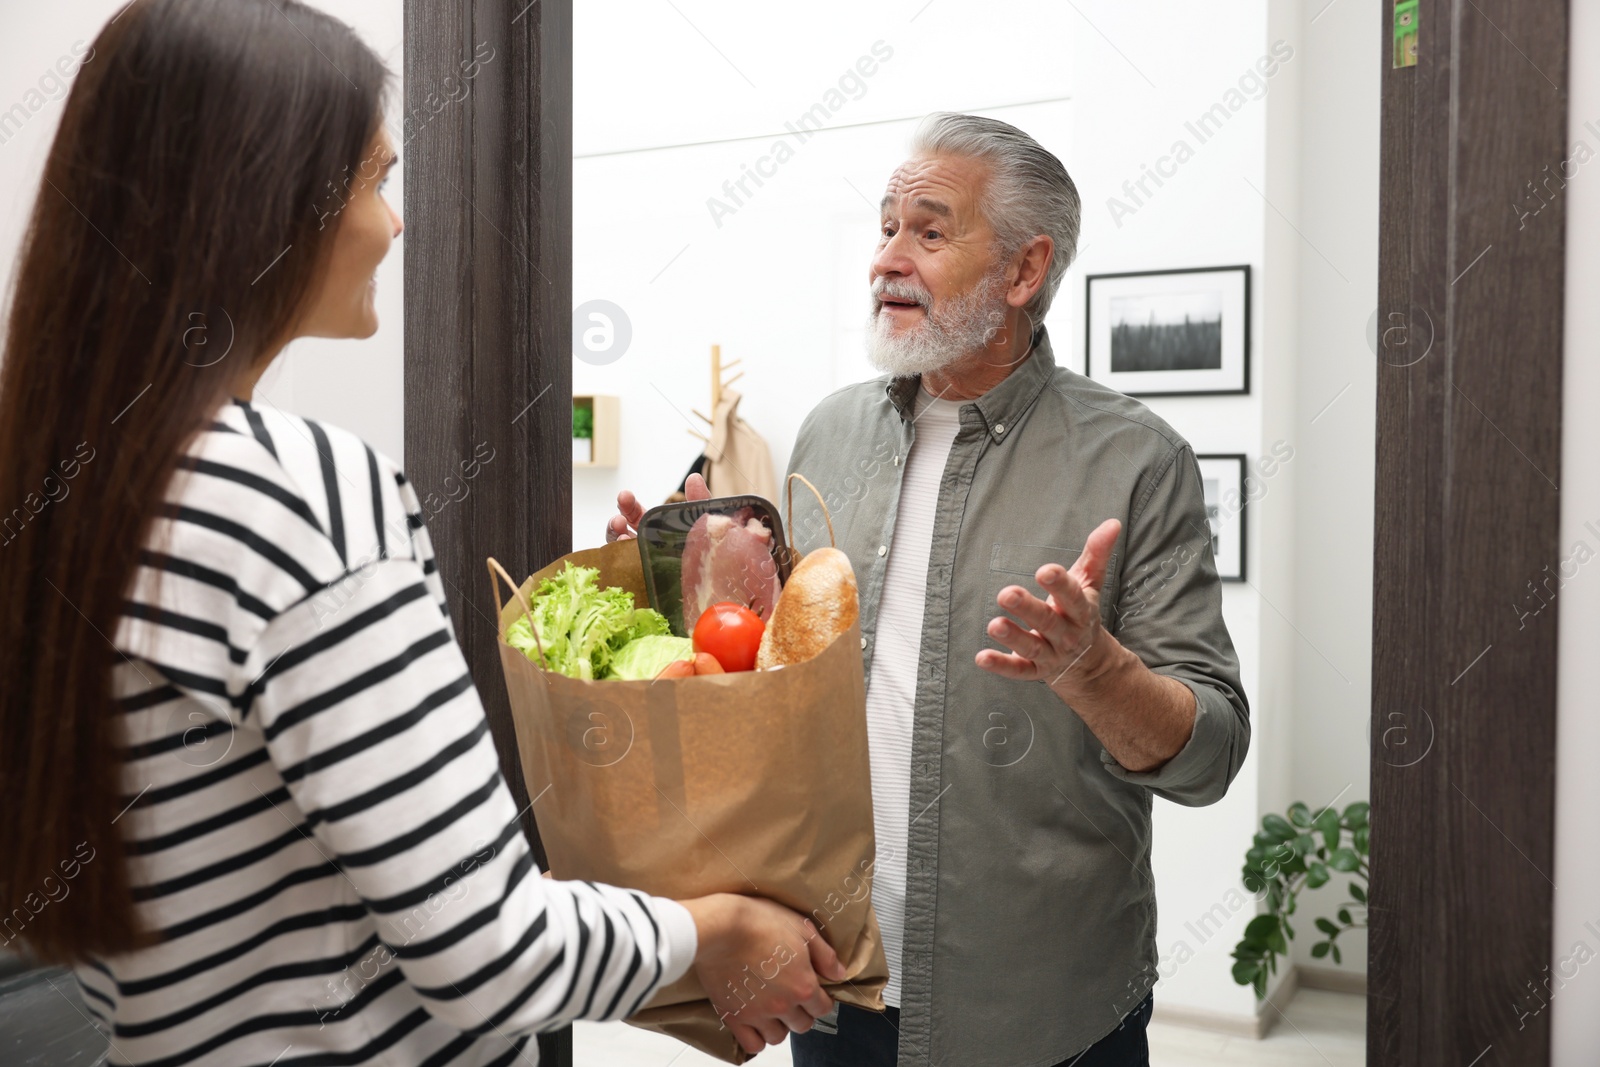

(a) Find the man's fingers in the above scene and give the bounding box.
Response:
[986,616,1049,660]
[686,472,711,501]
[616,490,645,534]
[617,489,645,525]
[1069,518,1122,591]
[608,490,646,543]
[752,1017,787,1046]
[998,583,1082,636]
[975,648,1038,679]
[1034,565,1092,625]
[802,985,834,1019]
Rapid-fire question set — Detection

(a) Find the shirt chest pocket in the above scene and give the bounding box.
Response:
[988,542,1076,579]
[988,541,1120,628]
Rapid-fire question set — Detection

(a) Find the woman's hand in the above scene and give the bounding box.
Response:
[679,893,846,1055]
[606,473,710,542]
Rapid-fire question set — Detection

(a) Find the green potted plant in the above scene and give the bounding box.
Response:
[1232,800,1369,998]
[572,402,594,465]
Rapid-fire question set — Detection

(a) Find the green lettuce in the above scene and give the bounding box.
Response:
[608,634,695,680]
[505,562,670,679]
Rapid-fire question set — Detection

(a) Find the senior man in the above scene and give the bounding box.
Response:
[609,112,1249,1067]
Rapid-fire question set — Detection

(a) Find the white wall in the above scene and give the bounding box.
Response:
[1280,0,1379,980]
[0,0,405,460]
[1552,0,1600,1059]
[1258,0,1305,991]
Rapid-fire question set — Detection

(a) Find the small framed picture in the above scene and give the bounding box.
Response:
[1085,266,1251,396]
[1195,454,1247,582]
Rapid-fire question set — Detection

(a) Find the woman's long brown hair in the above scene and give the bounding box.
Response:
[0,0,388,964]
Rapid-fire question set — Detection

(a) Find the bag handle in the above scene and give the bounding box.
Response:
[784,472,835,552]
[486,557,548,670]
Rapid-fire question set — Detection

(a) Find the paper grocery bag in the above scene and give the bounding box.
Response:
[489,537,888,1064]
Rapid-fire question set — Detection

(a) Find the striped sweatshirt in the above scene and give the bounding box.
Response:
[72,399,697,1066]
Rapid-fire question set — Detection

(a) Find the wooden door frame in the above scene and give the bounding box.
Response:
[1370,0,1567,1064]
[402,0,572,1063]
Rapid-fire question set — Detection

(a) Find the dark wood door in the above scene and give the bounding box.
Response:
[1370,1,1567,1064]
[403,1,573,1064]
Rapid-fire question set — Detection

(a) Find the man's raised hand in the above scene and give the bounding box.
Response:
[976,517,1122,692]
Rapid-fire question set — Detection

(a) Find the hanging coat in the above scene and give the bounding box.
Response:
[705,387,777,501]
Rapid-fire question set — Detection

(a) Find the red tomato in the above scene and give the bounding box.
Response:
[692,602,765,673]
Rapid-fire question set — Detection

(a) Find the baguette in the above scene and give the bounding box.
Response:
[756,547,859,668]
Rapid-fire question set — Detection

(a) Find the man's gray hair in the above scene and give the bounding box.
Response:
[908,112,1081,325]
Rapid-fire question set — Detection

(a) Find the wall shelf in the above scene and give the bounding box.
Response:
[572,394,619,468]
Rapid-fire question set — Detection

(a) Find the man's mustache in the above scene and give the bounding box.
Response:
[872,281,931,310]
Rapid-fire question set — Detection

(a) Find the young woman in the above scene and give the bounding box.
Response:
[0,1,840,1063]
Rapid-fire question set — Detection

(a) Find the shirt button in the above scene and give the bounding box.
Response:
[860,637,867,650]
[878,545,887,556]
[996,423,1006,434]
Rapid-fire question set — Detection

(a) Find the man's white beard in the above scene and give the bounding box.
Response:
[864,264,1011,377]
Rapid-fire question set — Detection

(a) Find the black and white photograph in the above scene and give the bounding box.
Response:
[1196,453,1247,582]
[1085,266,1250,396]
[1112,290,1223,372]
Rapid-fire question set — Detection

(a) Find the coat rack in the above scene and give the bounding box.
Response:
[688,344,743,443]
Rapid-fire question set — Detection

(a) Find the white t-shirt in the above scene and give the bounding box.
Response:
[865,383,965,1007]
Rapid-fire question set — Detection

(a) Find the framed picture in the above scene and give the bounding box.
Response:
[1084,265,1251,396]
[1195,453,1247,582]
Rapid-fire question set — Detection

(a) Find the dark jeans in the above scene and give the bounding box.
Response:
[789,993,1153,1067]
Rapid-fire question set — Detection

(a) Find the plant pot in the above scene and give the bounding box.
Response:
[572,437,593,465]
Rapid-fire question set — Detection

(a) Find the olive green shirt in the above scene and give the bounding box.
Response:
[785,324,1250,1065]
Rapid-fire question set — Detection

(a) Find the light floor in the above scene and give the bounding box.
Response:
[574,988,1365,1066]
